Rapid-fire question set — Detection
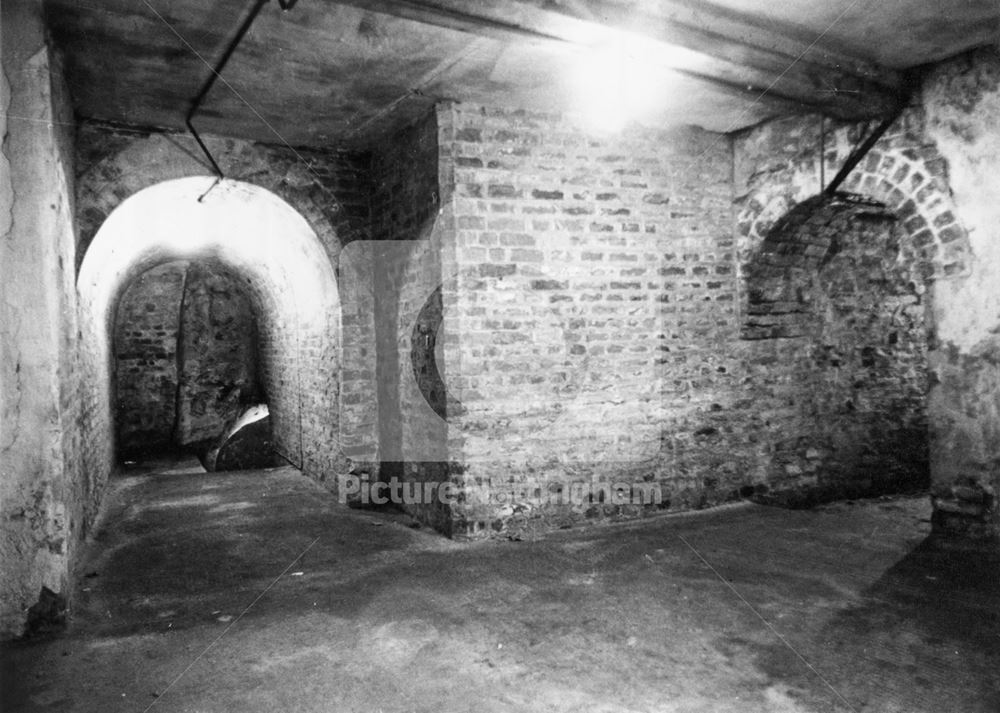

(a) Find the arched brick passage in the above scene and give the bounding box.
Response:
[737,146,972,283]
[113,259,264,456]
[77,178,342,499]
[740,193,930,500]
[73,129,378,469]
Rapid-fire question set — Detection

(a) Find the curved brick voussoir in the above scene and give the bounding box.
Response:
[739,143,971,286]
[841,148,969,281]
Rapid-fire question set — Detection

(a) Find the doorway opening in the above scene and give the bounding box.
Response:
[113,258,275,469]
[78,177,342,486]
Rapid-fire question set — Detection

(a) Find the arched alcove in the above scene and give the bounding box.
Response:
[77,177,342,498]
[742,193,913,339]
[740,192,930,502]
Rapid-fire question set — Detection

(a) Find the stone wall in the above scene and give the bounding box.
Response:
[922,46,1000,540]
[0,0,82,638]
[113,260,261,456]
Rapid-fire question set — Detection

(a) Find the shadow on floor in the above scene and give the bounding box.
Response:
[750,535,1000,712]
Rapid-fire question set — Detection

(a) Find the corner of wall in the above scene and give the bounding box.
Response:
[920,45,1000,541]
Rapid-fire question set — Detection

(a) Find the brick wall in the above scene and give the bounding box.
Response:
[386,101,941,539]
[254,287,300,467]
[370,112,436,466]
[64,50,1000,553]
[113,260,262,456]
[114,262,186,454]
[369,110,453,529]
[338,240,380,469]
[437,103,743,537]
[296,281,343,479]
[741,194,929,502]
[371,111,439,244]
[175,262,260,446]
[730,52,999,539]
[733,109,970,284]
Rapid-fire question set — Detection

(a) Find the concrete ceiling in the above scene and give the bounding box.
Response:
[46,0,1000,148]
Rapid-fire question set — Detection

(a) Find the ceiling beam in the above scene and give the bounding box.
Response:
[326,0,907,121]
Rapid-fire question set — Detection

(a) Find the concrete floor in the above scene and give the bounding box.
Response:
[3,458,998,713]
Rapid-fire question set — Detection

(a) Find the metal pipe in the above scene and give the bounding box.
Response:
[186,0,272,178]
[823,102,906,196]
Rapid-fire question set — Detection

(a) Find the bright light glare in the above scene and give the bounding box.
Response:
[571,31,700,134]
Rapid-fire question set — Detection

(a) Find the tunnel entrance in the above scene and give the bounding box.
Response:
[113,259,271,464]
[78,177,342,484]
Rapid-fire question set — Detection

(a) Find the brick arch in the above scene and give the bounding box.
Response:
[74,132,347,274]
[736,193,796,251]
[741,193,899,340]
[738,147,972,282]
[76,177,344,512]
[740,191,931,498]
